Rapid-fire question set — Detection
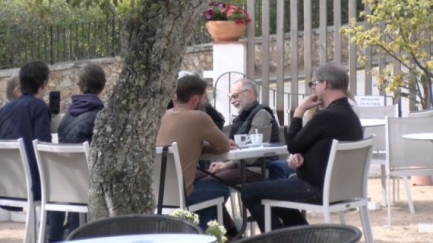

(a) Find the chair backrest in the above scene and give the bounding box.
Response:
[386,116,433,169]
[236,224,362,243]
[65,214,203,241]
[33,140,90,205]
[408,109,433,118]
[153,143,186,211]
[323,137,374,205]
[358,104,398,152]
[0,138,33,201]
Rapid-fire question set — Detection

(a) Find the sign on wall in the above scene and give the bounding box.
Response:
[354,95,385,107]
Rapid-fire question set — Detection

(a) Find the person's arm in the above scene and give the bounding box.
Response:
[33,102,52,143]
[286,112,327,154]
[200,112,230,154]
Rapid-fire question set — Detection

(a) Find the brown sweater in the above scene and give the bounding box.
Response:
[157,107,230,196]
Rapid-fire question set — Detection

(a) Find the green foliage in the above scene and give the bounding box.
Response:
[341,0,433,109]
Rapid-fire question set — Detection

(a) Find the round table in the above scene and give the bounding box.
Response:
[402,133,433,141]
[67,234,217,243]
[360,118,386,128]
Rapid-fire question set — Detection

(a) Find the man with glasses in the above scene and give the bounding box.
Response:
[198,78,280,238]
[241,62,363,233]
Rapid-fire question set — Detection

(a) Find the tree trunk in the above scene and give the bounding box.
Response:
[88,0,210,221]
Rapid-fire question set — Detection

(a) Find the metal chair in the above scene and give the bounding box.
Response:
[262,137,375,242]
[65,214,203,241]
[0,138,39,243]
[236,224,362,243]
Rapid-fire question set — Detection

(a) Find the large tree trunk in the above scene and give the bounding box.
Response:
[88,0,209,221]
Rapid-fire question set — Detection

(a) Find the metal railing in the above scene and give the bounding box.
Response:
[0,19,120,69]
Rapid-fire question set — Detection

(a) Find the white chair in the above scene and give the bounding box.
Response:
[262,137,375,243]
[408,109,433,118]
[33,140,90,243]
[154,142,224,225]
[0,138,39,243]
[385,116,433,228]
[358,104,399,206]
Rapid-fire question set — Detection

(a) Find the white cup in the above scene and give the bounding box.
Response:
[234,134,250,145]
[250,133,263,145]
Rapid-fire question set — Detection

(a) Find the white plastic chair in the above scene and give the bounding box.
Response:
[408,109,433,118]
[358,104,399,206]
[154,142,224,225]
[33,140,90,243]
[262,137,375,243]
[385,116,433,228]
[0,138,40,243]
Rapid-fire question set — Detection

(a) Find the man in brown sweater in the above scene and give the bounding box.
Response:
[157,74,232,230]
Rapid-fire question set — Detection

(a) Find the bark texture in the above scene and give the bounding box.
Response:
[88,0,210,221]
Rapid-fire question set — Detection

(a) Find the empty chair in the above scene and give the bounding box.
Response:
[0,138,39,243]
[236,224,362,243]
[385,116,433,228]
[33,140,90,243]
[262,137,375,243]
[65,214,203,241]
[154,143,224,225]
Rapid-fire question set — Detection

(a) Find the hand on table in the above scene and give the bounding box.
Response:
[208,161,227,174]
[288,153,304,169]
[229,139,240,150]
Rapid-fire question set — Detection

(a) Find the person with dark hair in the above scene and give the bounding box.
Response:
[241,63,363,233]
[157,74,232,231]
[0,61,52,203]
[47,63,106,242]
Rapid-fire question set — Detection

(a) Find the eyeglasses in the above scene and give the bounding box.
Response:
[308,80,324,88]
[228,89,250,100]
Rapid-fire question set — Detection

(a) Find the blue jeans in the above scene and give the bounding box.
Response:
[267,160,296,180]
[241,174,322,233]
[47,211,79,242]
[187,180,230,230]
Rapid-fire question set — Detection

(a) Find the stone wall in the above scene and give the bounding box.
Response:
[0,27,355,110]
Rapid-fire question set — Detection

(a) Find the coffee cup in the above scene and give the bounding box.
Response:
[250,133,263,145]
[234,134,250,145]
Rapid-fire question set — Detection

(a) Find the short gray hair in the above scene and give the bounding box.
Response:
[312,63,349,91]
[233,78,258,97]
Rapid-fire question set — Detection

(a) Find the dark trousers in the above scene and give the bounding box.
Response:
[241,174,322,233]
[267,160,296,180]
[47,211,79,242]
[197,168,263,233]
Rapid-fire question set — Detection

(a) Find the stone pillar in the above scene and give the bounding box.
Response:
[212,41,247,126]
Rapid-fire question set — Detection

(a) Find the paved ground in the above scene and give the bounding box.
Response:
[1,178,432,242]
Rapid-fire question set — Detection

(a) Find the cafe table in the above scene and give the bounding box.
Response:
[200,143,289,240]
[66,234,217,243]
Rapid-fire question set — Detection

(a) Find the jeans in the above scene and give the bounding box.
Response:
[267,160,296,180]
[241,174,322,233]
[187,180,230,231]
[47,211,79,242]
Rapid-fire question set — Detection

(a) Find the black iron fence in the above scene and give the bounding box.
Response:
[0,19,120,70]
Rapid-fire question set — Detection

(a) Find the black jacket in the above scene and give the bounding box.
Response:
[58,94,104,144]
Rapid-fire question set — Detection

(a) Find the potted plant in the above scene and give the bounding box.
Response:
[203,1,251,42]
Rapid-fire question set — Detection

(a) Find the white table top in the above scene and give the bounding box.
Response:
[360,118,386,128]
[67,234,216,243]
[200,144,288,161]
[402,133,433,141]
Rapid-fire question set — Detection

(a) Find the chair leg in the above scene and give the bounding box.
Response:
[264,204,271,232]
[24,205,35,243]
[338,211,345,225]
[359,206,374,243]
[323,209,331,223]
[403,176,415,213]
[380,164,387,206]
[217,203,223,226]
[37,207,47,243]
[250,221,256,236]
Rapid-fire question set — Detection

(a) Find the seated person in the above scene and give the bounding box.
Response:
[3,74,21,106]
[157,74,233,231]
[241,62,363,232]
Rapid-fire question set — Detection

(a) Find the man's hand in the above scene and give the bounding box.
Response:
[294,95,323,117]
[229,139,239,150]
[288,153,304,169]
[208,161,227,173]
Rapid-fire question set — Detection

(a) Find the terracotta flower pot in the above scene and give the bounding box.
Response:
[205,21,247,42]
